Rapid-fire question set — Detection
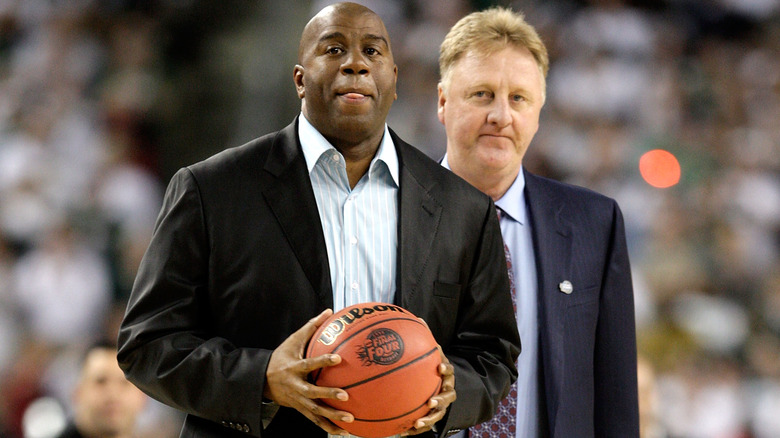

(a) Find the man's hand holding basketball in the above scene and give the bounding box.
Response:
[263,309,354,434]
[403,347,456,436]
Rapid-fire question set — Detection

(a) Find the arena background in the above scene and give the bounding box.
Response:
[0,0,778,437]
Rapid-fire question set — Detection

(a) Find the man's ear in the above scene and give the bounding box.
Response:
[437,83,446,125]
[293,65,305,99]
[393,64,398,100]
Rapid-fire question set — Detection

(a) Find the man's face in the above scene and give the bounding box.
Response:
[73,349,146,437]
[438,46,544,185]
[295,6,397,147]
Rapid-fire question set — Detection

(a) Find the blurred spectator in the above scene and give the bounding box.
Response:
[11,220,111,346]
[52,340,147,438]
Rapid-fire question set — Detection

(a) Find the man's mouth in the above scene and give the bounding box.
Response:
[338,91,371,104]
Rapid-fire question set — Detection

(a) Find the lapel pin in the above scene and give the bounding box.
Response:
[559,280,573,294]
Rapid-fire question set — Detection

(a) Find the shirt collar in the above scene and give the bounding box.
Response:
[441,153,527,225]
[495,168,527,226]
[298,113,399,186]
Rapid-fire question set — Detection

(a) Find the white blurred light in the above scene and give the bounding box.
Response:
[22,397,67,438]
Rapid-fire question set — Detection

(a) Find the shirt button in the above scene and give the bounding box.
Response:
[350,236,358,245]
[332,154,340,162]
[351,282,358,290]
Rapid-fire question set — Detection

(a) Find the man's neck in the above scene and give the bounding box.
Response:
[458,166,519,202]
[332,134,383,189]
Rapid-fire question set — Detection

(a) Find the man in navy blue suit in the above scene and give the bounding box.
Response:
[437,7,639,438]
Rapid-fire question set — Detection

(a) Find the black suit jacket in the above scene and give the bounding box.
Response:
[117,119,520,437]
[524,170,639,437]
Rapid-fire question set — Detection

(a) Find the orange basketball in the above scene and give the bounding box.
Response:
[306,302,442,438]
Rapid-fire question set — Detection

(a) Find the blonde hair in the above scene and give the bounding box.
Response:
[439,7,549,96]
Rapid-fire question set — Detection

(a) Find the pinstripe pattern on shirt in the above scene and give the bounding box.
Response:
[298,114,399,313]
[300,115,401,438]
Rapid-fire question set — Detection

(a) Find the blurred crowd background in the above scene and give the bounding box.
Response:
[0,0,778,437]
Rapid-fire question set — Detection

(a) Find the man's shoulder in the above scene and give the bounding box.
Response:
[188,131,279,175]
[182,121,297,183]
[525,171,623,228]
[526,170,617,206]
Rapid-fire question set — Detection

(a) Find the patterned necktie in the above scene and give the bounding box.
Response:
[469,207,517,438]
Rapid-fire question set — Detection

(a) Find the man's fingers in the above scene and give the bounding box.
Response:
[430,389,456,410]
[296,379,349,404]
[439,361,454,374]
[399,349,456,436]
[302,353,341,373]
[409,408,446,433]
[291,392,355,435]
[297,407,351,436]
[439,363,455,392]
[300,397,354,424]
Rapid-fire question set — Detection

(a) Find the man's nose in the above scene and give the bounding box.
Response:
[487,97,512,127]
[341,49,369,75]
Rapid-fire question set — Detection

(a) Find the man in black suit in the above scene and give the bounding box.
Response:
[437,7,639,438]
[117,3,519,437]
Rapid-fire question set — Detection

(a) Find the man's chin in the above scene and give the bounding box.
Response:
[93,418,127,436]
[329,115,384,139]
[475,151,518,170]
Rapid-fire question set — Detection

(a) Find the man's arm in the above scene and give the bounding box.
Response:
[437,199,521,435]
[117,169,352,436]
[117,169,270,434]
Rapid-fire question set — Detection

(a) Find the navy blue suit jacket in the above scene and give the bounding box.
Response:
[524,169,639,437]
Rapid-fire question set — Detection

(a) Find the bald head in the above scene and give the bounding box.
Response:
[298,2,389,63]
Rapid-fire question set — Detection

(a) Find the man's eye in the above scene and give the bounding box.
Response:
[512,94,525,102]
[365,47,378,55]
[326,47,343,55]
[474,91,489,98]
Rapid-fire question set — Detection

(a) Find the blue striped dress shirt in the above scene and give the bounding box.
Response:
[299,115,401,438]
[298,114,399,313]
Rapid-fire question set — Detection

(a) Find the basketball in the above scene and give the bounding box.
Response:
[305,302,442,438]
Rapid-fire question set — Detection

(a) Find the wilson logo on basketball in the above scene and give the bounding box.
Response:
[357,328,404,366]
[316,304,408,346]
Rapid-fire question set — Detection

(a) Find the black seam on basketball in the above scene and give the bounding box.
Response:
[330,316,426,354]
[351,384,441,422]
[340,346,439,390]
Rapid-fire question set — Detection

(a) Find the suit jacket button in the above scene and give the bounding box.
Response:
[221,421,228,427]
[243,424,250,432]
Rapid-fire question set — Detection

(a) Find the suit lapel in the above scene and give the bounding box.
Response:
[261,120,333,309]
[524,169,572,432]
[393,136,442,310]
